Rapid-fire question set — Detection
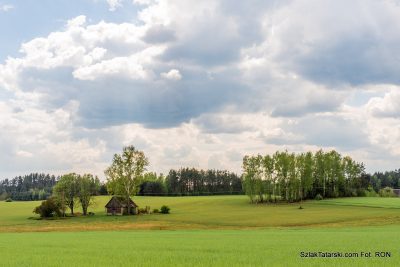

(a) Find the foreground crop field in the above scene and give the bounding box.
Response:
[1,196,400,232]
[0,227,399,267]
[1,196,400,266]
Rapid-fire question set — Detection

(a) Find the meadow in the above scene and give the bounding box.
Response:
[1,196,400,266]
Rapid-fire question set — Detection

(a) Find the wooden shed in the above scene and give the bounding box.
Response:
[105,196,138,215]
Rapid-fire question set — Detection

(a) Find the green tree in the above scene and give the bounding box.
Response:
[242,155,262,203]
[76,174,100,215]
[105,146,149,215]
[53,173,78,216]
[262,155,275,202]
[274,151,290,201]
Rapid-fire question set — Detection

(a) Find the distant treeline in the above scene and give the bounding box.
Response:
[1,165,399,201]
[366,170,400,192]
[0,173,59,201]
[137,168,243,196]
[0,168,243,200]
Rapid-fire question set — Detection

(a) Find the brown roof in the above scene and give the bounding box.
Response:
[105,196,138,208]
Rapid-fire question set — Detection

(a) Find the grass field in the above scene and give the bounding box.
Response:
[1,196,400,266]
[0,227,399,267]
[1,196,400,231]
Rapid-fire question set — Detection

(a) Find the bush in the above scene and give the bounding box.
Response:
[33,197,62,218]
[5,198,12,202]
[153,208,159,213]
[356,188,366,197]
[365,186,378,197]
[88,212,95,216]
[314,194,323,201]
[138,208,147,214]
[160,205,170,214]
[379,187,396,197]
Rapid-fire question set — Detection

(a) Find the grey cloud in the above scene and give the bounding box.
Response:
[293,37,400,86]
[290,115,369,150]
[143,25,176,44]
[262,115,370,149]
[271,92,344,117]
[273,0,400,86]
[193,114,254,134]
[17,66,248,128]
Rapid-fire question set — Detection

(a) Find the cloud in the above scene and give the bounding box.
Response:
[0,4,13,12]
[106,0,123,11]
[266,0,400,86]
[193,113,255,134]
[290,115,370,150]
[143,24,176,44]
[160,69,181,80]
[367,89,400,118]
[2,0,400,178]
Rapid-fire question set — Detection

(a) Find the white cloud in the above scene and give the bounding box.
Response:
[160,69,182,80]
[133,0,155,5]
[367,89,400,118]
[106,0,123,11]
[67,15,87,28]
[0,4,13,12]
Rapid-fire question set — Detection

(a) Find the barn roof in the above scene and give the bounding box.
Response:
[105,196,138,208]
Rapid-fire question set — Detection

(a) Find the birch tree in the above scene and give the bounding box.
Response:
[105,146,149,215]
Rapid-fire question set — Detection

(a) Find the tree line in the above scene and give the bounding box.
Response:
[242,150,365,203]
[2,148,399,205]
[0,173,58,201]
[369,170,400,192]
[133,168,243,196]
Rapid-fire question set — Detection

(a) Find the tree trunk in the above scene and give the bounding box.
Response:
[126,195,130,215]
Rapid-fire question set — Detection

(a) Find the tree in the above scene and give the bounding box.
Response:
[274,151,290,201]
[76,174,100,215]
[242,155,260,203]
[53,173,78,216]
[105,146,149,215]
[262,155,275,202]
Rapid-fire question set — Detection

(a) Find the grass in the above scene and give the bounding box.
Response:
[0,227,398,266]
[1,196,400,232]
[1,196,400,266]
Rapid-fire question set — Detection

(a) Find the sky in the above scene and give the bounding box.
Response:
[0,0,400,179]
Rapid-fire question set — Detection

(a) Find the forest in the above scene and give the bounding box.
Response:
[0,173,58,201]
[164,168,242,195]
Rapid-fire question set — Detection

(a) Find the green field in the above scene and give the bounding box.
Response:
[1,196,400,266]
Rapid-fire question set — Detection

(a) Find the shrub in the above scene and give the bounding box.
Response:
[33,197,62,218]
[314,194,323,201]
[379,187,396,197]
[138,208,147,214]
[153,208,159,213]
[356,188,366,197]
[5,198,12,202]
[160,205,170,214]
[365,186,378,197]
[88,212,95,216]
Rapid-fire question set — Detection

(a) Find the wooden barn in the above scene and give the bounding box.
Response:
[105,196,138,215]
